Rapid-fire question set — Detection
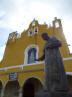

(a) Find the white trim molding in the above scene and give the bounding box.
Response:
[66,72,72,76]
[0,62,44,71]
[0,57,72,71]
[63,57,72,61]
[22,76,44,87]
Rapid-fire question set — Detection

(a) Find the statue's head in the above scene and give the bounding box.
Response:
[41,32,50,40]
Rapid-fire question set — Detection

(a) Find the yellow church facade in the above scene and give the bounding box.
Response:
[0,17,72,97]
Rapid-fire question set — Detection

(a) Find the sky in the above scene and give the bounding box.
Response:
[0,0,72,61]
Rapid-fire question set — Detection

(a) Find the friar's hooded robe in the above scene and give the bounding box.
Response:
[39,36,69,92]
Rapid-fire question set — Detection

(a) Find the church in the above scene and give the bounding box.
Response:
[0,17,72,97]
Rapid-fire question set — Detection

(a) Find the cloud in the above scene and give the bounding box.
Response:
[0,27,13,47]
[0,0,72,54]
[0,10,6,20]
[0,0,57,31]
[0,0,71,31]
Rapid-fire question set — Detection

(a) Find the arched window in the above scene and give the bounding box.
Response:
[55,21,59,28]
[28,29,32,36]
[34,27,38,35]
[28,48,36,64]
[24,45,39,65]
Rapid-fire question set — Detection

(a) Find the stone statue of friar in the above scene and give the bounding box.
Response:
[35,32,69,93]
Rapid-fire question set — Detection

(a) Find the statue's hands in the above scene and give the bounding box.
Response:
[35,58,39,61]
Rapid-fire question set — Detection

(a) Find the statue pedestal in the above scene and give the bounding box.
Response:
[35,91,72,97]
[51,92,72,97]
[35,91,50,97]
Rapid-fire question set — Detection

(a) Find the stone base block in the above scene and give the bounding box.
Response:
[35,91,50,97]
[35,91,72,97]
[51,92,72,97]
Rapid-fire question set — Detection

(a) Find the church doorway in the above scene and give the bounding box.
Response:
[0,81,2,97]
[23,83,34,97]
[22,77,43,97]
[67,75,72,92]
[4,80,20,97]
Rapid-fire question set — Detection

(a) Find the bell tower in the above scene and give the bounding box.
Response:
[53,17,62,28]
[53,17,69,56]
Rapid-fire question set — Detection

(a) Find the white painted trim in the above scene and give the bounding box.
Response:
[66,72,72,76]
[21,76,44,88]
[0,64,24,71]
[63,57,72,61]
[24,61,44,66]
[0,57,72,71]
[0,62,44,71]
